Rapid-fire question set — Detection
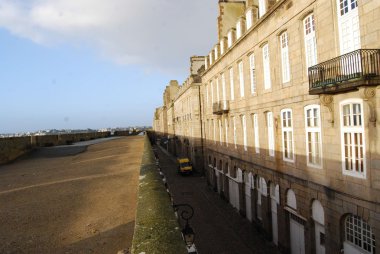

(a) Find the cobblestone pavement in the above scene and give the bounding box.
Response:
[155,145,280,254]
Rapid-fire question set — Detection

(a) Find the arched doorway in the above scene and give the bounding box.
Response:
[287,189,305,254]
[270,183,280,245]
[312,200,325,254]
[244,172,253,221]
[256,177,267,221]
[228,166,240,210]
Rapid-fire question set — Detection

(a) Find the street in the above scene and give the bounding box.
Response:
[155,144,280,254]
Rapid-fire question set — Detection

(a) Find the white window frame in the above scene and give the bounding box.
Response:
[221,73,226,101]
[280,32,290,83]
[258,0,266,18]
[253,114,260,154]
[238,61,245,98]
[304,105,322,168]
[211,81,214,104]
[228,30,234,48]
[303,13,318,70]
[345,215,375,254]
[337,0,361,55]
[281,109,294,162]
[249,54,256,94]
[233,116,237,149]
[225,118,229,147]
[246,9,253,29]
[236,20,242,39]
[216,77,220,102]
[219,119,223,145]
[213,119,216,144]
[229,67,235,100]
[340,99,366,178]
[206,84,209,107]
[242,115,248,151]
[262,44,271,90]
[267,112,275,157]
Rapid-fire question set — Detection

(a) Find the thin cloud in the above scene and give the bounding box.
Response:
[0,0,218,75]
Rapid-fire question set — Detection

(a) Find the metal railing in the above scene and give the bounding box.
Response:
[212,100,230,114]
[308,49,380,94]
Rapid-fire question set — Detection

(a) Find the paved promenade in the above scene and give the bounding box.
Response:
[0,136,144,254]
[155,145,280,254]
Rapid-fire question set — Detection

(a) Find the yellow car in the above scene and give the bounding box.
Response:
[177,158,193,175]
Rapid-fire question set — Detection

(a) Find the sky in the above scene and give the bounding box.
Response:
[0,0,218,133]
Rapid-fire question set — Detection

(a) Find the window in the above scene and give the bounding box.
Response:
[345,215,375,253]
[337,0,361,54]
[219,119,223,145]
[249,54,256,94]
[236,20,242,39]
[340,100,366,177]
[304,14,317,69]
[220,39,225,55]
[242,115,247,151]
[305,105,322,167]
[221,73,226,101]
[229,68,235,100]
[267,112,275,156]
[262,44,271,89]
[253,114,260,154]
[211,81,214,104]
[233,117,237,149]
[213,119,216,144]
[216,77,220,102]
[214,46,218,61]
[209,52,213,65]
[281,109,294,161]
[258,0,266,18]
[206,84,209,107]
[228,30,234,48]
[280,32,290,83]
[225,118,229,147]
[246,9,253,29]
[238,61,245,98]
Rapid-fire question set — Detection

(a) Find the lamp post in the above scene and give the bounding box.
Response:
[173,203,197,253]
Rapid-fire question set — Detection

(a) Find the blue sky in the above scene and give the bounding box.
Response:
[0,0,218,133]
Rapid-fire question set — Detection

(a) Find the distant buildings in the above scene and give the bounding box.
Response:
[153,0,380,253]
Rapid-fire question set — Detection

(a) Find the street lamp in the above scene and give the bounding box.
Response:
[173,203,196,253]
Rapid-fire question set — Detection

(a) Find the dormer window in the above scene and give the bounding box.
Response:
[259,0,266,18]
[214,45,219,61]
[236,20,242,39]
[246,9,253,29]
[220,39,225,55]
[236,18,246,39]
[227,29,236,48]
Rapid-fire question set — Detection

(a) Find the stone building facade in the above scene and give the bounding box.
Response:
[153,0,380,253]
[154,57,205,172]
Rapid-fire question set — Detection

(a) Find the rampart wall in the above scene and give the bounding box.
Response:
[0,132,111,165]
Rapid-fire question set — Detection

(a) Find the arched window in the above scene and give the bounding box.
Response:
[345,215,375,253]
[286,189,297,210]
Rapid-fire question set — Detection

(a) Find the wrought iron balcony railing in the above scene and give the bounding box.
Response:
[212,100,230,115]
[308,49,380,94]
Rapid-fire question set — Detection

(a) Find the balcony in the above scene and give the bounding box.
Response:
[308,49,380,95]
[213,100,230,115]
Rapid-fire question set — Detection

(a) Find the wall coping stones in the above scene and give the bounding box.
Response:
[131,136,187,254]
